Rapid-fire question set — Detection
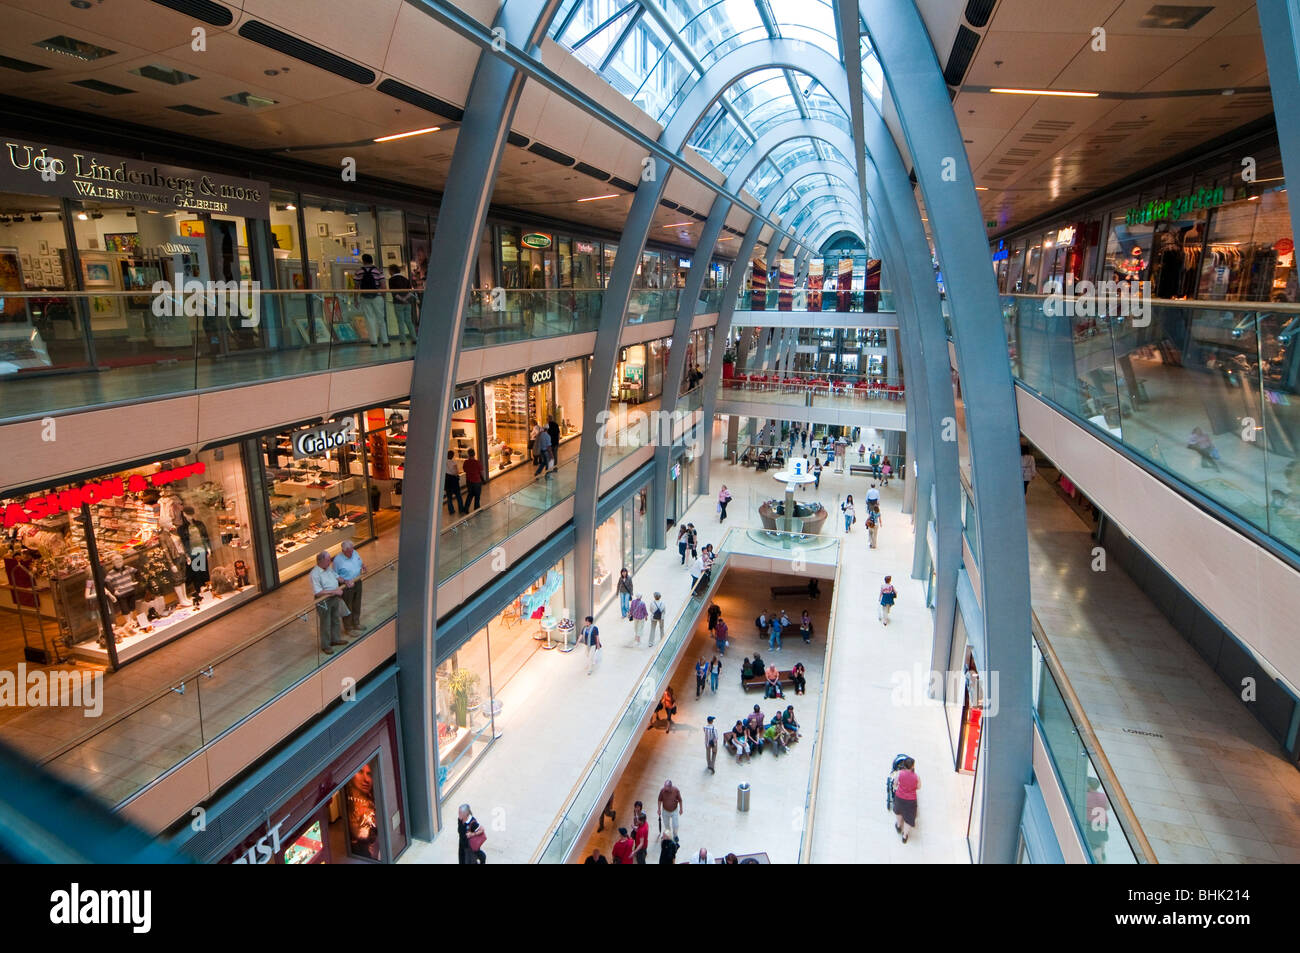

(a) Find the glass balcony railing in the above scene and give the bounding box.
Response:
[721,370,906,413]
[1033,623,1151,863]
[1003,294,1300,559]
[40,558,399,808]
[735,289,895,313]
[0,288,685,423]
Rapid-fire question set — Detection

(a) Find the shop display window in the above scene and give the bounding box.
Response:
[0,191,80,374]
[632,485,652,569]
[554,359,584,442]
[436,628,493,795]
[484,372,532,477]
[261,418,373,581]
[0,445,259,667]
[362,405,411,524]
[593,513,622,613]
[345,757,383,861]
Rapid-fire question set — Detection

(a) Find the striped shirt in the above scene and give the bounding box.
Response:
[703,724,718,746]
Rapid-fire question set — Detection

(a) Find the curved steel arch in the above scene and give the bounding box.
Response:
[787,189,856,233]
[724,116,857,194]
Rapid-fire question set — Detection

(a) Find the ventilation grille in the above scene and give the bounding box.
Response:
[574,161,609,180]
[506,131,529,148]
[964,0,997,28]
[943,25,980,87]
[1019,133,1058,144]
[148,0,233,25]
[609,175,638,192]
[238,20,375,85]
[0,54,48,72]
[168,103,219,115]
[660,199,680,211]
[526,141,574,166]
[71,78,134,95]
[376,78,463,122]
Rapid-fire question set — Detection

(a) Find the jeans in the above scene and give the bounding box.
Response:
[709,670,719,692]
[695,675,706,698]
[844,514,852,532]
[340,578,363,630]
[360,296,389,345]
[769,629,781,650]
[678,542,688,564]
[619,591,631,618]
[394,300,417,342]
[464,481,482,511]
[445,477,464,515]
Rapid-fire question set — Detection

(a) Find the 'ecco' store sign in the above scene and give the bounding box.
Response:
[1,137,270,219]
[291,419,356,459]
[527,365,554,386]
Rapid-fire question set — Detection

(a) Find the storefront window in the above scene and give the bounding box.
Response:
[603,242,618,288]
[484,371,531,477]
[593,513,622,613]
[555,359,584,442]
[362,405,413,526]
[0,191,80,372]
[633,484,652,569]
[436,627,493,794]
[572,240,600,287]
[261,416,373,581]
[1,445,259,667]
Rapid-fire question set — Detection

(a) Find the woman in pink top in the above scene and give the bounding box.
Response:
[892,757,920,843]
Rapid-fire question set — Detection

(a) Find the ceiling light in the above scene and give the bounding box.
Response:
[975,187,989,191]
[77,211,88,220]
[990,87,1098,98]
[577,194,619,202]
[286,203,296,210]
[662,221,695,228]
[373,126,440,143]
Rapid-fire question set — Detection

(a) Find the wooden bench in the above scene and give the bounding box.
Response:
[849,463,875,476]
[741,669,796,692]
[769,580,820,598]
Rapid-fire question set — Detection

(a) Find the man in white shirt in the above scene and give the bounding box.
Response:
[333,541,366,633]
[1021,448,1038,496]
[310,551,348,654]
[866,483,882,525]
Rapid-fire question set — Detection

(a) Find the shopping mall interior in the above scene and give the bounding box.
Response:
[1,0,1299,883]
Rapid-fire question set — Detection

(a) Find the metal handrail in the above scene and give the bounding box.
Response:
[1031,611,1158,863]
[796,546,845,863]
[1003,291,1300,315]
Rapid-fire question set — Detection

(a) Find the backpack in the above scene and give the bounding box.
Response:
[357,265,382,298]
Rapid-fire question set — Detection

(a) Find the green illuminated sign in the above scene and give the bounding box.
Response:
[521,232,552,249]
[1125,186,1224,226]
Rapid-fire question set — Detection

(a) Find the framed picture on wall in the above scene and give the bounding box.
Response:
[38,240,49,256]
[178,219,205,238]
[103,232,142,255]
[81,252,116,287]
[381,244,402,267]
[316,223,330,237]
[20,254,31,270]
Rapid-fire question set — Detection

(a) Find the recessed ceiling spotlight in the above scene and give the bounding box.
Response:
[264,69,279,76]
[70,0,93,8]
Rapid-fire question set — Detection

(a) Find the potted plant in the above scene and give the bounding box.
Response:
[448,668,480,728]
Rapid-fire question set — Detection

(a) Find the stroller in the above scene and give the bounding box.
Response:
[885,753,911,811]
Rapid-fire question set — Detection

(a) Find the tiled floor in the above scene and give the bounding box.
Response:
[1025,474,1300,863]
[403,418,972,863]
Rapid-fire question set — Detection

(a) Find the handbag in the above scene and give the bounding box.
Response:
[468,830,487,852]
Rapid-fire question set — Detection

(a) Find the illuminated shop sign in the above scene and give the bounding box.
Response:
[3,461,206,528]
[452,393,475,412]
[521,232,552,249]
[991,240,1008,262]
[527,364,554,386]
[1056,227,1076,246]
[0,136,269,218]
[1125,186,1224,226]
[678,258,692,269]
[291,418,356,459]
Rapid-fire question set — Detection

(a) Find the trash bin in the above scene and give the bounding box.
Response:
[737,782,751,812]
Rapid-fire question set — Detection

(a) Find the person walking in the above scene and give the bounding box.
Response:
[695,657,708,698]
[1020,444,1037,495]
[799,609,812,645]
[1188,426,1221,470]
[858,442,867,463]
[707,600,720,634]
[617,568,634,619]
[310,551,349,655]
[534,426,553,477]
[634,811,650,864]
[688,550,704,594]
[717,485,733,522]
[801,429,808,451]
[444,450,465,516]
[649,592,666,646]
[768,611,783,651]
[841,494,856,533]
[657,779,684,841]
[677,524,690,565]
[332,540,366,634]
[629,592,648,645]
[386,264,417,343]
[547,418,560,470]
[703,716,719,774]
[866,510,879,549]
[713,614,729,656]
[656,686,678,730]
[686,523,698,561]
[457,803,486,863]
[891,757,920,843]
[354,254,390,347]
[709,655,721,693]
[882,460,892,487]
[813,460,822,489]
[460,448,484,512]
[580,615,601,674]
[879,575,897,626]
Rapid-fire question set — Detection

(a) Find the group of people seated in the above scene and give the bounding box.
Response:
[744,447,785,472]
[741,654,807,698]
[723,703,801,763]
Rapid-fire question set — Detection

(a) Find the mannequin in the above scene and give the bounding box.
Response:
[103,553,151,633]
[180,505,213,603]
[158,488,184,532]
[160,527,193,607]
